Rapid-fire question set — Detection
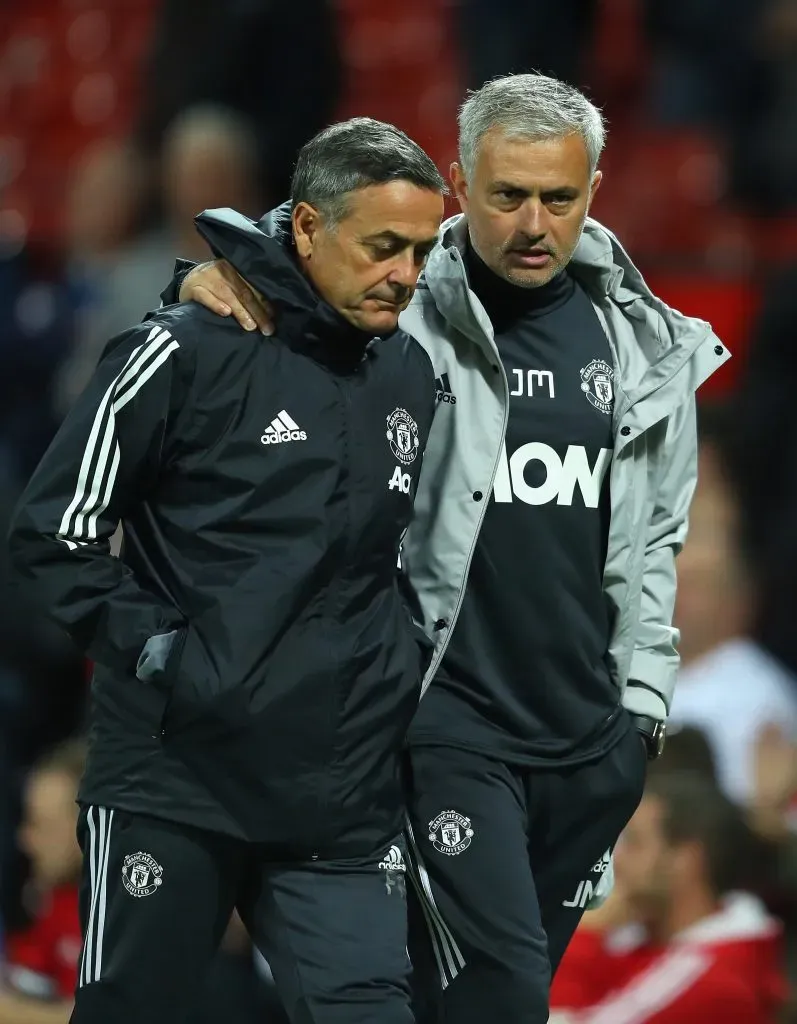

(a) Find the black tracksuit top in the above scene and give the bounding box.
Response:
[8,206,436,855]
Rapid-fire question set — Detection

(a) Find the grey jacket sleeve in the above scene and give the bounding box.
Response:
[622,397,698,721]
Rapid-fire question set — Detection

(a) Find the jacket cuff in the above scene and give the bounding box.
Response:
[159,259,198,308]
[622,680,668,721]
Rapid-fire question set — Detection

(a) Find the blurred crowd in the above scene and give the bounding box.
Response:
[2,0,797,1021]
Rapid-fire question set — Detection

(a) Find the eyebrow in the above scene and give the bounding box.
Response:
[364,230,437,247]
[492,181,581,196]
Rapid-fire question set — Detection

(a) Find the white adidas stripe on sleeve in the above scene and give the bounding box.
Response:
[57,327,179,551]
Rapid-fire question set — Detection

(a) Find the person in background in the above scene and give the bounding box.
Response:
[57,105,265,415]
[0,739,85,1024]
[669,402,797,804]
[134,0,341,201]
[550,772,787,1023]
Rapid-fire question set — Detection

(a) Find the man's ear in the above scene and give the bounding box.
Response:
[587,170,603,214]
[292,202,322,260]
[450,163,469,215]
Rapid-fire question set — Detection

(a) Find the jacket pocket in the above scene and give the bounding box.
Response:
[135,627,188,736]
[162,622,247,736]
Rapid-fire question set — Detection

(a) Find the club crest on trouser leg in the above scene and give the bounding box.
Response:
[121,851,164,897]
[428,810,474,856]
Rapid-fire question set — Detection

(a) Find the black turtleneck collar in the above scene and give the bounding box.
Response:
[464,239,575,333]
[194,203,384,371]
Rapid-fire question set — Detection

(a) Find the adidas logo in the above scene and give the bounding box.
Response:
[378,845,406,873]
[592,849,612,875]
[435,373,456,405]
[260,410,307,445]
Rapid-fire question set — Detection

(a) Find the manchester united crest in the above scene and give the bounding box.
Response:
[122,851,164,898]
[428,809,474,856]
[386,408,420,465]
[580,359,615,415]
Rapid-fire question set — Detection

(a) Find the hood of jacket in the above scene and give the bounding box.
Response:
[194,203,382,366]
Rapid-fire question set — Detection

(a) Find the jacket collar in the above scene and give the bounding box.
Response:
[420,213,721,380]
[430,212,663,306]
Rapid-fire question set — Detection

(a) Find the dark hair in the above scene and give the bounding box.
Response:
[645,772,756,895]
[291,117,447,227]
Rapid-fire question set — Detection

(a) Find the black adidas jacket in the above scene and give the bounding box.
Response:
[8,206,436,855]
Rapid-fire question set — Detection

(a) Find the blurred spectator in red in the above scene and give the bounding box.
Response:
[668,402,797,804]
[0,739,84,1023]
[550,773,787,1023]
[133,0,341,202]
[456,0,598,94]
[56,104,263,411]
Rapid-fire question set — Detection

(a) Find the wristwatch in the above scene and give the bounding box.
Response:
[632,714,667,761]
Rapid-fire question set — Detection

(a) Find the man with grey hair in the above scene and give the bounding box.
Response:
[8,117,447,1024]
[167,73,729,1023]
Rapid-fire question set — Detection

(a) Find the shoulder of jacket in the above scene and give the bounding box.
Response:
[143,303,264,360]
[382,328,435,375]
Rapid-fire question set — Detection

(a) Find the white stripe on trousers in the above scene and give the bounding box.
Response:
[57,326,179,550]
[405,818,466,989]
[79,806,114,987]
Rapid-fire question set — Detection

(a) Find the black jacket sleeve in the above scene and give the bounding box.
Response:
[8,322,190,674]
[159,259,198,308]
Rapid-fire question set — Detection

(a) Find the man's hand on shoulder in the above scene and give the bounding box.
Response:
[179,259,275,336]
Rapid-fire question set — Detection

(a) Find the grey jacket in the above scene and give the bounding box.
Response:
[400,214,730,722]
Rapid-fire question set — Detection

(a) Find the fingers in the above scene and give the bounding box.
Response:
[224,286,261,333]
[191,285,233,319]
[192,281,260,333]
[246,295,275,336]
[185,260,274,335]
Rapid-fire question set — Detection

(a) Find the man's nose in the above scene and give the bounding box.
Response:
[518,199,547,238]
[387,251,419,289]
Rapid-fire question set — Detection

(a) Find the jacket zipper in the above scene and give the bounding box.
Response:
[314,373,358,854]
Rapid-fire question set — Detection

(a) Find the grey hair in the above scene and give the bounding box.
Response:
[458,74,606,179]
[291,117,447,229]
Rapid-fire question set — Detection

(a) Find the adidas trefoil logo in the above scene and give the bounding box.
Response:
[435,373,456,405]
[261,410,307,445]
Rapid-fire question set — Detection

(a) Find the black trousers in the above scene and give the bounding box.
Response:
[405,722,647,1023]
[69,808,413,1024]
